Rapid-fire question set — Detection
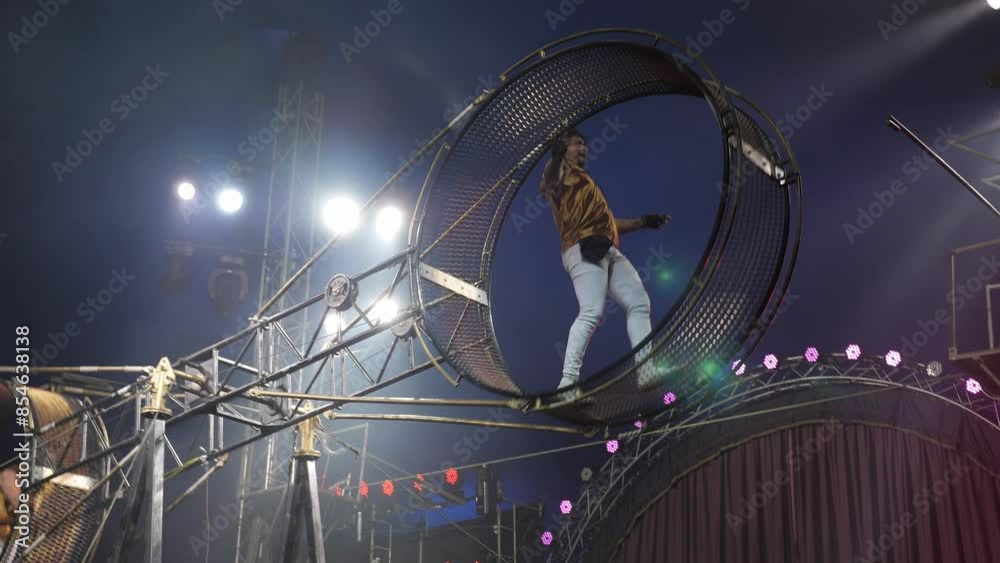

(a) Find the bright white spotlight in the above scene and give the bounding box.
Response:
[323,197,361,234]
[371,298,399,325]
[324,315,342,336]
[989,0,1000,10]
[217,188,244,213]
[176,181,196,201]
[375,207,404,240]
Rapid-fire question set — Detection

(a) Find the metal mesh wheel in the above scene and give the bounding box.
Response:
[411,29,801,425]
[0,385,108,563]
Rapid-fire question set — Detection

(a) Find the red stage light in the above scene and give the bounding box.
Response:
[333,485,344,496]
[446,467,459,485]
[360,481,369,497]
[383,480,395,496]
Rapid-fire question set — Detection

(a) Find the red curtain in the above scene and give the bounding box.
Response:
[613,424,1000,563]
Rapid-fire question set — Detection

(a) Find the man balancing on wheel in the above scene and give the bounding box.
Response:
[540,128,669,399]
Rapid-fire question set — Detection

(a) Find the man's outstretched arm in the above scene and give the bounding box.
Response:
[616,214,671,236]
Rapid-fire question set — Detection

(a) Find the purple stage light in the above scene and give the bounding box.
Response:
[805,347,819,363]
[606,440,619,453]
[845,344,861,360]
[634,420,643,429]
[967,378,982,394]
[663,392,677,405]
[763,354,779,370]
[560,500,573,514]
[731,360,746,376]
[885,350,901,367]
[541,531,553,546]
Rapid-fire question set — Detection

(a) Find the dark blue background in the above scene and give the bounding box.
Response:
[2,0,998,560]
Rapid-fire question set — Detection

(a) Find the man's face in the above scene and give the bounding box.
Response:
[564,136,587,167]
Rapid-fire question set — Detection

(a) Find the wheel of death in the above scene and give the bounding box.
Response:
[410,29,801,425]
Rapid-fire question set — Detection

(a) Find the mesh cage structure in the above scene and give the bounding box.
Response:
[0,386,107,563]
[411,30,800,425]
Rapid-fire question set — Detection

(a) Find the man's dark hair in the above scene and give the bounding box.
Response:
[541,128,586,201]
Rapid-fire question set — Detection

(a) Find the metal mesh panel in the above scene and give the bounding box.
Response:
[1,388,105,563]
[415,36,796,425]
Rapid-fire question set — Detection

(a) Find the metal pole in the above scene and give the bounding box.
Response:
[513,504,517,563]
[358,423,369,501]
[886,115,1000,219]
[144,418,166,563]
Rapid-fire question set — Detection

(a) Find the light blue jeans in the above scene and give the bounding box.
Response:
[559,243,651,387]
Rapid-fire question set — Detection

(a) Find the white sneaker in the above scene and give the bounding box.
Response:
[557,375,577,390]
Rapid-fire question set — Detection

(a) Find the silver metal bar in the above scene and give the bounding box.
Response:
[887,115,1000,219]
[418,262,489,306]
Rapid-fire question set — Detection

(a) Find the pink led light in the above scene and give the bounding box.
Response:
[763,354,779,370]
[663,392,677,405]
[805,347,819,363]
[845,344,861,360]
[731,360,746,376]
[560,500,573,514]
[885,350,901,367]
[634,420,644,429]
[606,440,619,453]
[541,531,553,546]
[967,378,982,394]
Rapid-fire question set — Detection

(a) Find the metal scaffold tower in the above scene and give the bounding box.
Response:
[237,32,329,563]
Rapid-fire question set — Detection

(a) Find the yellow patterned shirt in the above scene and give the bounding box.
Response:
[542,159,619,253]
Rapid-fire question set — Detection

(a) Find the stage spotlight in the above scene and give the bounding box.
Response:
[606,440,619,454]
[323,196,361,234]
[360,481,369,498]
[634,420,644,429]
[208,255,248,315]
[845,344,862,360]
[559,500,573,515]
[445,467,459,486]
[885,350,902,367]
[323,314,342,337]
[731,360,746,376]
[805,347,819,363]
[382,480,395,497]
[375,206,404,240]
[763,354,779,370]
[176,181,196,201]
[580,467,592,482]
[371,298,400,324]
[966,378,982,394]
[926,361,943,377]
[217,187,244,213]
[989,0,1000,10]
[333,485,344,496]
[663,392,677,405]
[540,532,553,546]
